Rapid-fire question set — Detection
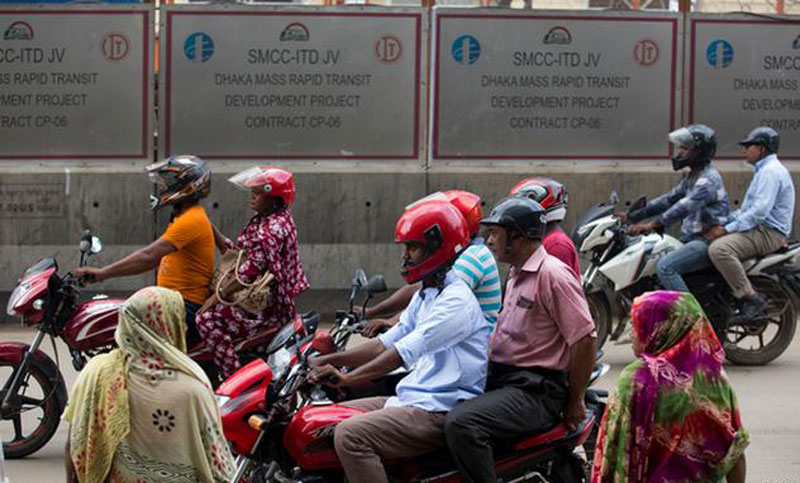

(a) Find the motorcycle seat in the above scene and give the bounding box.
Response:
[409,415,594,478]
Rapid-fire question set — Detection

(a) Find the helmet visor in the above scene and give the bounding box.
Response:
[147,171,171,195]
[227,166,264,192]
[668,127,694,149]
[405,192,448,210]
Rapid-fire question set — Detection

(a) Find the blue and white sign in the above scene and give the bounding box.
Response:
[451,34,480,65]
[706,39,733,68]
[184,31,214,63]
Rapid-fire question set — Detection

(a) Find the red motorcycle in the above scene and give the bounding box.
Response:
[1,230,298,458]
[217,272,610,483]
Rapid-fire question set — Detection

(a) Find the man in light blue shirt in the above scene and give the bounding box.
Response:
[310,200,490,483]
[707,127,796,321]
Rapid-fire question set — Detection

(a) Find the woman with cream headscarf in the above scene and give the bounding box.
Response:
[64,286,234,482]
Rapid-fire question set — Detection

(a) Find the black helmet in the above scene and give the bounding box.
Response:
[480,196,547,240]
[739,126,779,154]
[668,124,717,171]
[145,155,211,210]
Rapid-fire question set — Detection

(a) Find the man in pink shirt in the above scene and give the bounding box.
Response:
[444,197,596,483]
[510,177,581,279]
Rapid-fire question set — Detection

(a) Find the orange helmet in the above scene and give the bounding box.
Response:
[443,190,482,237]
[406,190,483,238]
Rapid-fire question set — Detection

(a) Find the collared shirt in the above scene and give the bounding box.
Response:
[725,154,795,237]
[379,273,490,412]
[491,246,595,372]
[630,164,730,242]
[451,238,502,326]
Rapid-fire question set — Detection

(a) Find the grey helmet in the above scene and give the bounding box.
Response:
[668,124,717,171]
[739,126,779,155]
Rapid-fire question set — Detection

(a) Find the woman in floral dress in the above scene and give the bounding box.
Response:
[197,167,310,378]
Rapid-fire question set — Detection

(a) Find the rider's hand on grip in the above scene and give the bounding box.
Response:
[309,364,345,388]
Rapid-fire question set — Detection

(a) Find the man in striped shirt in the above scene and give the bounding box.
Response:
[363,190,501,335]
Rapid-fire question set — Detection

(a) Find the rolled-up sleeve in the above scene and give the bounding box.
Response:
[390,288,473,367]
[541,265,596,346]
[378,307,414,349]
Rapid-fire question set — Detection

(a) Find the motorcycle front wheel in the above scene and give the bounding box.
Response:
[0,359,62,458]
[586,292,611,349]
[724,277,797,366]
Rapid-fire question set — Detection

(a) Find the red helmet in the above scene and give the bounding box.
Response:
[394,200,470,284]
[510,178,568,222]
[228,167,295,204]
[443,190,483,237]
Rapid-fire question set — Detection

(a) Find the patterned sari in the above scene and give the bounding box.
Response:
[63,287,234,483]
[591,291,749,483]
[197,207,310,377]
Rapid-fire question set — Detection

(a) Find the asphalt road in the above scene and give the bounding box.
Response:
[2,323,800,482]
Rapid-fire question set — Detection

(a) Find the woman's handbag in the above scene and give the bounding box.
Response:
[211,250,275,315]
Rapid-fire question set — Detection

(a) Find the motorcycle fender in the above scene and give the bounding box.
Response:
[0,342,68,413]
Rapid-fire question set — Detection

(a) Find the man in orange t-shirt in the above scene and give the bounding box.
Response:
[76,155,214,343]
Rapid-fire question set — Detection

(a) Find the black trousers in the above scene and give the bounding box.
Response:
[444,364,568,483]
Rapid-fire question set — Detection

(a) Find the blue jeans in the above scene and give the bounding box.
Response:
[657,239,711,292]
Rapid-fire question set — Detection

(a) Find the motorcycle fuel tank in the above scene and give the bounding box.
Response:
[599,233,683,291]
[62,298,123,351]
[284,404,366,471]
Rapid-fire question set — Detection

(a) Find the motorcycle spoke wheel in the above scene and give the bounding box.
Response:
[12,414,23,442]
[724,278,797,366]
[1,360,62,458]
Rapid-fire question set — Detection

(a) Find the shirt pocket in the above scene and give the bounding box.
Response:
[516,295,534,310]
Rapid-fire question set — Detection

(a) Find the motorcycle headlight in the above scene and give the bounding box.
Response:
[6,284,25,316]
[267,347,292,378]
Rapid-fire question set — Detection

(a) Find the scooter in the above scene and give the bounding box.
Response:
[572,192,800,365]
[217,270,610,483]
[0,229,301,458]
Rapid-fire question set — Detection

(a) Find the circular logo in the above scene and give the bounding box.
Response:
[102,33,130,61]
[452,35,481,65]
[184,32,214,63]
[634,39,659,66]
[375,35,402,63]
[706,40,734,69]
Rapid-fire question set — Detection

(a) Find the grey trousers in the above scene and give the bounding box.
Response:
[333,396,446,483]
[708,225,786,298]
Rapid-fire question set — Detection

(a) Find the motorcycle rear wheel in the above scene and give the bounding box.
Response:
[0,359,62,458]
[724,277,797,366]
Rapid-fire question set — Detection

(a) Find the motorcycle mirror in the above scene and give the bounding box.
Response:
[628,195,647,213]
[365,275,387,295]
[609,191,619,205]
[311,331,336,355]
[303,312,320,335]
[79,229,92,253]
[90,236,103,255]
[352,269,368,288]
